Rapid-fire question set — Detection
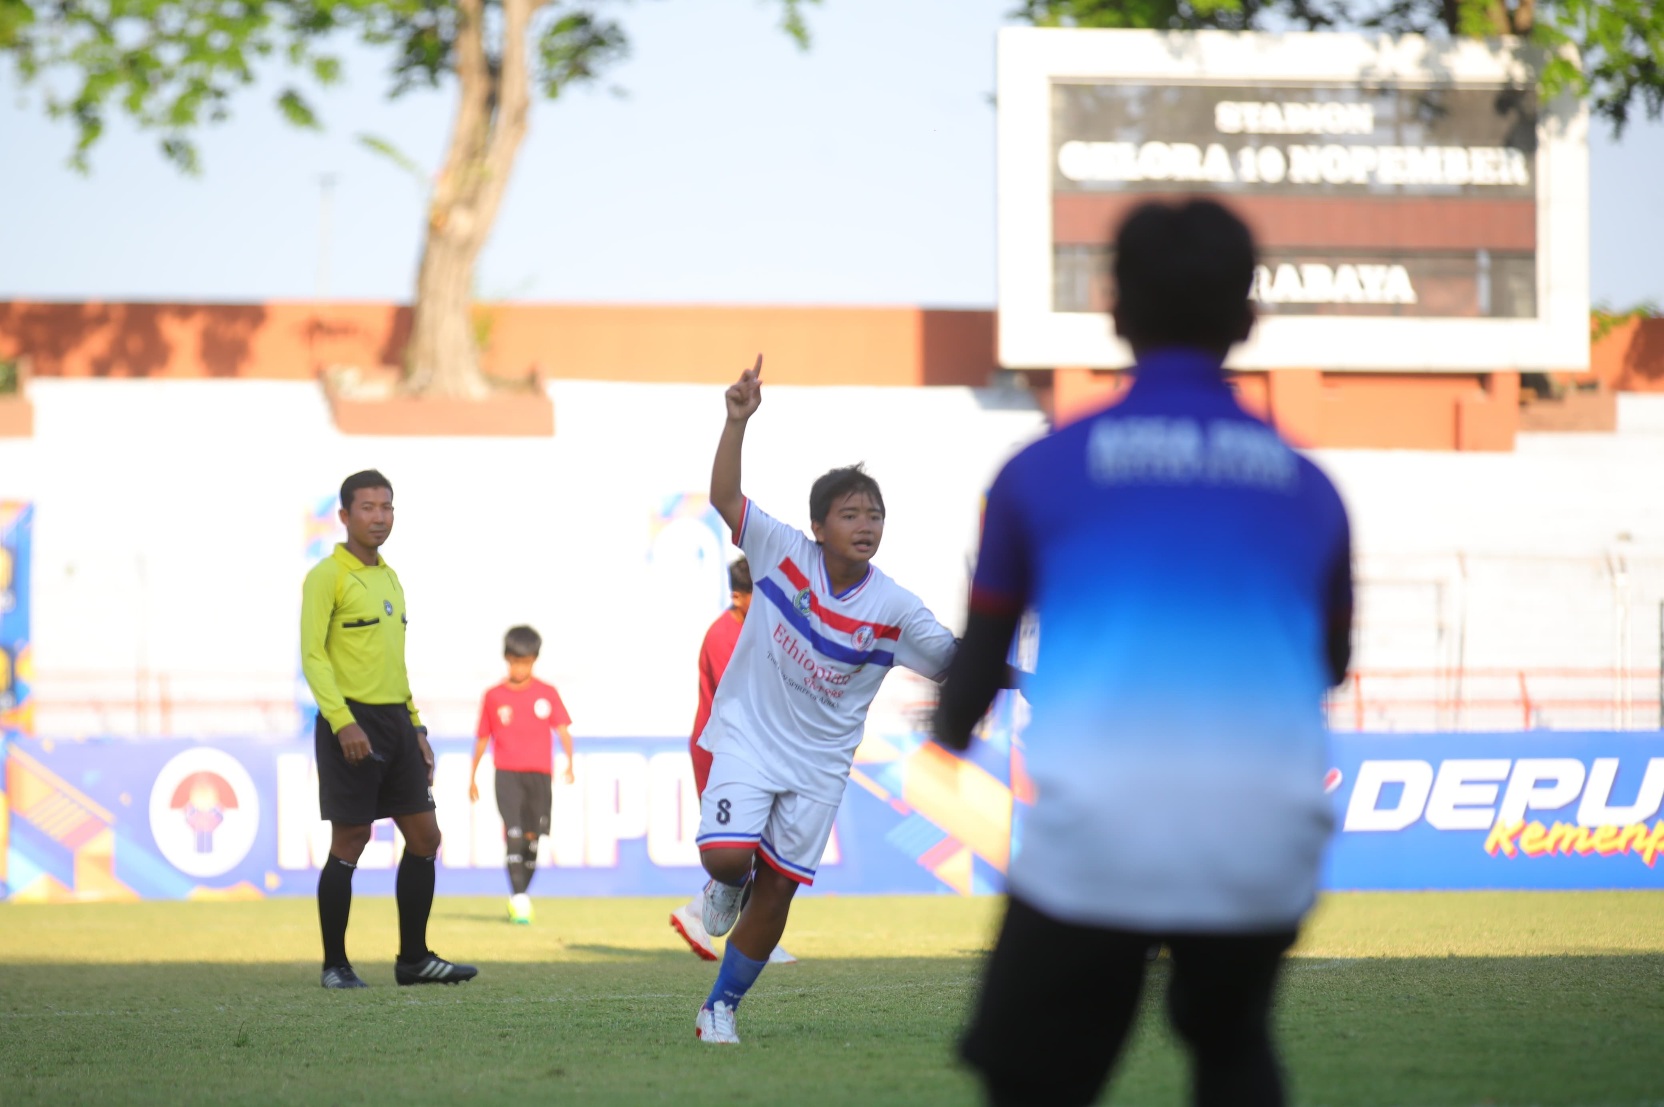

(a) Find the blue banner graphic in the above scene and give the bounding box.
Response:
[1325,731,1664,890]
[0,502,33,900]
[8,727,1660,901]
[2,733,1006,901]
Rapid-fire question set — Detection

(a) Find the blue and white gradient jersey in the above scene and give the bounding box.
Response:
[974,349,1352,932]
[699,500,958,803]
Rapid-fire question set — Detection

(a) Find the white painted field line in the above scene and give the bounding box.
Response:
[0,976,979,1020]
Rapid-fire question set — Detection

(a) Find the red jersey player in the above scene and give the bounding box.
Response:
[670,559,796,965]
[468,625,575,925]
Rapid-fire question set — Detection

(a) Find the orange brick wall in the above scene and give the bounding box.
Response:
[0,301,995,389]
[1049,366,1520,451]
[1579,317,1664,392]
[3,299,1659,450]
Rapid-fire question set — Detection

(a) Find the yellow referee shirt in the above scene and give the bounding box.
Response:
[301,544,422,733]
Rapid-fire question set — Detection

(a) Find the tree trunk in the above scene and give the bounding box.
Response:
[1474,0,1535,35]
[403,0,541,398]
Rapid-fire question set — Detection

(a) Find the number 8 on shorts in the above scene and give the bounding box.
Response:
[695,753,839,886]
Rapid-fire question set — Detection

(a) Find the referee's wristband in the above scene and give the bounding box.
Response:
[414,725,429,738]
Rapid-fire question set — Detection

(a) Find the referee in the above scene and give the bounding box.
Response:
[936,200,1353,1106]
[301,469,477,989]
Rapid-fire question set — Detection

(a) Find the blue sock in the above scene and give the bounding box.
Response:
[705,943,768,1010]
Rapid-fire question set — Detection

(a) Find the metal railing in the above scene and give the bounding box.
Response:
[1326,666,1662,733]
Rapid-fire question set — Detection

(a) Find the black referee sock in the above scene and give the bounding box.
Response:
[396,851,437,963]
[318,854,356,968]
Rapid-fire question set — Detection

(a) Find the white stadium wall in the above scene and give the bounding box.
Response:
[1319,397,1664,731]
[0,378,1047,740]
[0,379,1659,739]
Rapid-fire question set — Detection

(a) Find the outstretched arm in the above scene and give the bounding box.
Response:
[711,355,763,536]
[1325,520,1354,688]
[934,612,1022,751]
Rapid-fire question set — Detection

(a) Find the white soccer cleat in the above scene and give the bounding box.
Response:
[508,893,533,925]
[701,877,747,938]
[695,1001,741,1044]
[670,903,719,961]
[767,944,798,965]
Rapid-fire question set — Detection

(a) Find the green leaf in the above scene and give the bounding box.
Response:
[0,0,36,49]
[778,0,822,49]
[276,87,319,128]
[357,131,429,194]
[534,10,627,100]
[1010,0,1664,133]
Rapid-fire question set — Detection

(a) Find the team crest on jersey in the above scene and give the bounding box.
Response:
[794,588,813,615]
[497,705,513,725]
[383,599,394,616]
[534,698,552,719]
[852,624,876,651]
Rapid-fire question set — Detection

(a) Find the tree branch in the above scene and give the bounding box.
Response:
[472,0,536,240]
[428,0,492,239]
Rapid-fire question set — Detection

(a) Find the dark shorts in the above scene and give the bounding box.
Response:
[494,770,552,839]
[961,895,1297,1107]
[315,701,435,825]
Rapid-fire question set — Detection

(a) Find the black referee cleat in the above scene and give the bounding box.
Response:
[321,963,370,989]
[395,951,479,986]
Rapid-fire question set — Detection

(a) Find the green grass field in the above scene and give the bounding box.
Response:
[2,892,1662,1106]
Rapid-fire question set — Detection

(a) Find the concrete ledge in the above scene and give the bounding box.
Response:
[322,367,554,437]
[1519,387,1618,433]
[0,397,33,437]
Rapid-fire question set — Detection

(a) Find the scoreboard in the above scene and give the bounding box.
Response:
[997,29,1590,373]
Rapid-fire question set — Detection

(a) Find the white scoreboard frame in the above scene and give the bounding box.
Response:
[996,28,1590,372]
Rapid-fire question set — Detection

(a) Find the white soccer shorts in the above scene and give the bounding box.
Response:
[695,752,839,886]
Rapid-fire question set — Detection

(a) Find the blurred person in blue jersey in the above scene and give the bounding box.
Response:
[935,198,1353,1107]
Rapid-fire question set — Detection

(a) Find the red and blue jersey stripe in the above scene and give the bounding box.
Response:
[756,556,902,668]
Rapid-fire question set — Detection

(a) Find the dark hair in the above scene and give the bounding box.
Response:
[728,557,753,594]
[1111,199,1256,350]
[340,469,393,511]
[503,625,542,659]
[809,464,885,525]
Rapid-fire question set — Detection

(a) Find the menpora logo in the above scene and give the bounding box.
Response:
[1340,757,1664,866]
[148,748,262,878]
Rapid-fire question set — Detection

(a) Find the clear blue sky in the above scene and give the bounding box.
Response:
[1,0,1660,309]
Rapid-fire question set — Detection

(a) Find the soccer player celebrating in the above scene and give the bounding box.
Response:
[691,357,957,1044]
[468,625,576,926]
[669,557,795,966]
[935,200,1353,1107]
[301,470,477,989]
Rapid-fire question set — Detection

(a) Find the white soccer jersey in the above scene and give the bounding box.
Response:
[698,499,957,803]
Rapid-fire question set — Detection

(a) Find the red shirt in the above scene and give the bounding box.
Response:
[477,678,571,774]
[691,608,744,741]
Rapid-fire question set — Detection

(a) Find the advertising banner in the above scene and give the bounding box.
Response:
[1,721,1019,901]
[1325,731,1664,889]
[0,502,33,900]
[8,726,1659,901]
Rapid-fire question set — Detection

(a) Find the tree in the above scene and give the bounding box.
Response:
[2,0,821,397]
[1013,1,1664,135]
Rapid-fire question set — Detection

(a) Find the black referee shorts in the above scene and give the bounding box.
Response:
[961,895,1297,1107]
[315,701,436,825]
[494,770,552,839]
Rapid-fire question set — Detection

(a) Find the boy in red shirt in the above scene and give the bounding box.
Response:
[670,559,795,964]
[469,625,575,925]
